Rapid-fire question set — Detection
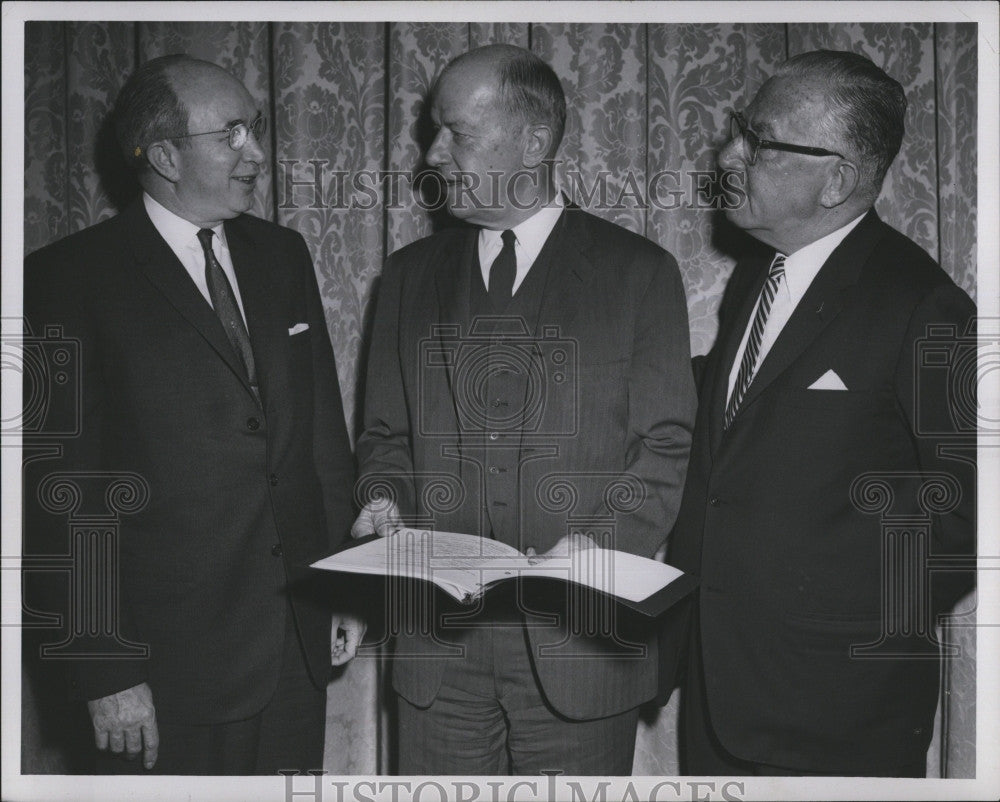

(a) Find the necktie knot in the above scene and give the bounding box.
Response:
[769,252,786,279]
[500,229,516,249]
[197,227,215,253]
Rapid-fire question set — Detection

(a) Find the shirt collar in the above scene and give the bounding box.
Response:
[480,192,565,260]
[143,192,228,254]
[781,211,866,302]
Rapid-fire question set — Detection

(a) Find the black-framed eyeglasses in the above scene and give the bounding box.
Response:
[729,110,845,165]
[167,113,267,151]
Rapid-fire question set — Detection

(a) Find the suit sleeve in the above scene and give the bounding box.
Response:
[23,250,149,702]
[894,281,977,614]
[293,232,356,550]
[354,252,418,517]
[615,251,697,556]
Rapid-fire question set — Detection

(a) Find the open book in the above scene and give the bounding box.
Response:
[312,528,697,618]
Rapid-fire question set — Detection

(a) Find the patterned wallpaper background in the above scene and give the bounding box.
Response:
[22,20,977,778]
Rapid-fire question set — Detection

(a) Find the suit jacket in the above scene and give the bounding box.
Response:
[666,210,976,771]
[23,200,355,725]
[356,207,697,719]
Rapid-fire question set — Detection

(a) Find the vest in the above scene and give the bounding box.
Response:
[465,232,559,546]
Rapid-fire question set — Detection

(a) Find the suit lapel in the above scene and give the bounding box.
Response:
[434,227,477,396]
[723,210,885,429]
[125,201,255,396]
[533,207,595,339]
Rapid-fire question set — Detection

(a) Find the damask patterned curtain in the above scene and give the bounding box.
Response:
[23,20,977,777]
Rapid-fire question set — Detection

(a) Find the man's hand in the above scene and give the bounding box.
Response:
[526,532,598,563]
[86,682,158,770]
[350,498,402,539]
[331,613,367,666]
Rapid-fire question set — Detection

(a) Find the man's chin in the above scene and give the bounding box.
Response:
[723,206,748,226]
[232,197,255,216]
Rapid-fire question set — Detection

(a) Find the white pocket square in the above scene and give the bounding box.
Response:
[808,369,848,390]
[288,323,310,336]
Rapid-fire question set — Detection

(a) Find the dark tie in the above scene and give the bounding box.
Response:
[724,252,786,429]
[487,229,517,301]
[197,228,257,387]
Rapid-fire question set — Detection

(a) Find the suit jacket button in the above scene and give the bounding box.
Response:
[269,474,279,486]
[489,432,499,441]
[247,417,260,431]
[709,496,720,506]
[271,543,283,557]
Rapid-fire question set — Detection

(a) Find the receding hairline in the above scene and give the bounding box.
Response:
[434,44,566,155]
[439,43,528,82]
[160,57,244,101]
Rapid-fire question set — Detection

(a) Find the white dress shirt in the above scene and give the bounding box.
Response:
[478,193,565,295]
[143,193,248,323]
[727,212,866,401]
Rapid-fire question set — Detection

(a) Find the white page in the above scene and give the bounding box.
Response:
[314,528,685,603]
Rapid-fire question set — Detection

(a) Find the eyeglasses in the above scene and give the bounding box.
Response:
[167,113,267,151]
[729,111,845,165]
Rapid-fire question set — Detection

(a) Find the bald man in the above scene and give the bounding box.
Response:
[353,44,696,775]
[24,55,363,775]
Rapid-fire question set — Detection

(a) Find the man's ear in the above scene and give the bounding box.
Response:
[521,123,554,169]
[145,140,182,183]
[820,159,860,208]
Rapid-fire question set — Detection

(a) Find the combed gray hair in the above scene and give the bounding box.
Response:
[441,44,567,158]
[775,49,907,195]
[113,54,193,168]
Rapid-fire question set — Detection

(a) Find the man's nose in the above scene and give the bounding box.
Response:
[242,129,266,163]
[717,137,745,171]
[426,130,450,167]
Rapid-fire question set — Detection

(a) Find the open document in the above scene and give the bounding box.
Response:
[311,528,698,618]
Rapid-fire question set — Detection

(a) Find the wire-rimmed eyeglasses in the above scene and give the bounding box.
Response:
[167,113,267,151]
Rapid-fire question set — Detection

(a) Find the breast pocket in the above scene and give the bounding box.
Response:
[764,386,900,476]
[773,387,889,412]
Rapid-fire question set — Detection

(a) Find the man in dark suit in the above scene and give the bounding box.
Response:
[23,55,363,775]
[351,44,696,775]
[668,49,976,776]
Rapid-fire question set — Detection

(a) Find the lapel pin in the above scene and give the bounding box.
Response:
[815,302,825,316]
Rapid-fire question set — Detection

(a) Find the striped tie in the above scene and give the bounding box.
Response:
[724,253,786,429]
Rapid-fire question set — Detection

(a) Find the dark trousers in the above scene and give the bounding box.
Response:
[680,611,926,777]
[397,617,639,775]
[98,606,326,775]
